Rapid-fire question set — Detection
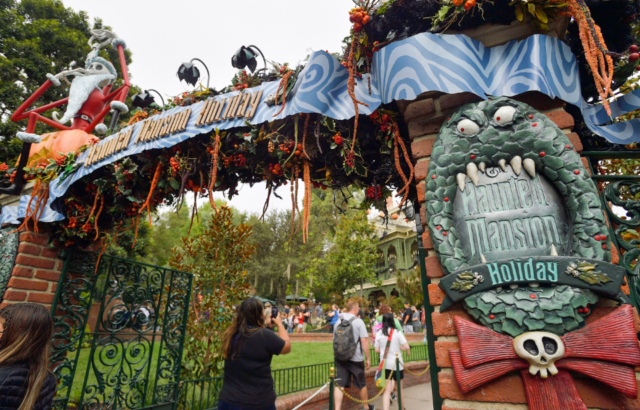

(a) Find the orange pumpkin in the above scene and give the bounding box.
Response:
[391,214,399,220]
[23,129,98,167]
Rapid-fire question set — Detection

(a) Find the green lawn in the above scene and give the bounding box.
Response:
[272,342,335,369]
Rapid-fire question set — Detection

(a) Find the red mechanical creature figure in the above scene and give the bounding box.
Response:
[2,30,130,195]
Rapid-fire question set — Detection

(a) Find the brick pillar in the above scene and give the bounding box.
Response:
[403,91,640,410]
[1,224,63,309]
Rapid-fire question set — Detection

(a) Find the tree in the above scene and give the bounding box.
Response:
[106,220,151,260]
[246,209,323,307]
[245,188,349,306]
[396,266,424,307]
[0,0,135,165]
[145,199,243,266]
[304,207,379,297]
[169,205,256,379]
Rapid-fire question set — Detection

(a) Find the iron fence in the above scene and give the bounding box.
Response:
[177,377,223,410]
[272,362,334,396]
[175,342,429,409]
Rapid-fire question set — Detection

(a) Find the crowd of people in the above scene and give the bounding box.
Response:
[219,298,427,410]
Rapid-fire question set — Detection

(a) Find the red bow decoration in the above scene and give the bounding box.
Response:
[450,304,640,410]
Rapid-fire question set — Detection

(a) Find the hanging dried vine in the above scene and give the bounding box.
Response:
[208,132,221,208]
[10,180,48,235]
[93,194,104,240]
[391,119,414,207]
[188,190,199,237]
[302,160,312,243]
[273,71,294,118]
[139,162,162,225]
[302,114,311,160]
[294,165,301,235]
[260,184,272,221]
[289,168,296,241]
[564,0,616,116]
[131,214,140,250]
[346,32,370,154]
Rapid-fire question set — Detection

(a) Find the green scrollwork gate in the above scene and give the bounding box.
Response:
[49,250,193,410]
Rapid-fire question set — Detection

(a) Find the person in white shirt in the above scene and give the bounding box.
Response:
[374,313,411,410]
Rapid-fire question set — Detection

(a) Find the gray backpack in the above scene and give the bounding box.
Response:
[333,317,361,361]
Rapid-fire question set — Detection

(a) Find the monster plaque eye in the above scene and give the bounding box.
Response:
[493,106,516,125]
[456,118,480,135]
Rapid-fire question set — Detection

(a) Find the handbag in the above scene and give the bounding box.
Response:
[374,329,394,391]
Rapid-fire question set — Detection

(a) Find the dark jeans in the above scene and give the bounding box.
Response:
[218,401,276,410]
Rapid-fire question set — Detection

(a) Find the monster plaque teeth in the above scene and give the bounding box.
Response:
[466,162,479,186]
[480,254,488,263]
[550,244,558,256]
[511,156,522,175]
[478,162,486,173]
[498,159,506,171]
[456,173,466,192]
[523,158,536,178]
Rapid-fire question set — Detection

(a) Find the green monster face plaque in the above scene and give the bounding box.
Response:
[427,98,640,409]
[424,97,626,337]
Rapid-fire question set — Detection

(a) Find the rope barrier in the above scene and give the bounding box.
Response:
[335,359,397,404]
[327,357,430,406]
[292,381,331,410]
[403,363,430,376]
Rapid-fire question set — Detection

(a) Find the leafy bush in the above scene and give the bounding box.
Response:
[170,205,256,380]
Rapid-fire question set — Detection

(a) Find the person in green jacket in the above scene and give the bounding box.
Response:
[375,304,403,332]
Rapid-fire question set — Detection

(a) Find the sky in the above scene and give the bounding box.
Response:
[60,0,356,215]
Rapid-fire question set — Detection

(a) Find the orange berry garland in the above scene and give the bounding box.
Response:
[564,0,616,116]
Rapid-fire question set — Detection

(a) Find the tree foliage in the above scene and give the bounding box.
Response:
[303,206,379,297]
[146,200,244,267]
[106,220,151,260]
[246,189,338,306]
[0,0,135,165]
[169,205,256,379]
[396,267,424,307]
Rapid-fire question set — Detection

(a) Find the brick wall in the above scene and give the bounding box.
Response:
[403,91,640,410]
[0,224,63,310]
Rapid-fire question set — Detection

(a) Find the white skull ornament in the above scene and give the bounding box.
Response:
[513,332,565,378]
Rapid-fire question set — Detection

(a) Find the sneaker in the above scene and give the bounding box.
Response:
[391,392,396,401]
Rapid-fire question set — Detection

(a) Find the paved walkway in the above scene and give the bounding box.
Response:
[372,383,433,410]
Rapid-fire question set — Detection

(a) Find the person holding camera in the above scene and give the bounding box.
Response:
[219,298,291,410]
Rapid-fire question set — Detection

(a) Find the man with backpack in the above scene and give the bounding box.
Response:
[333,299,373,410]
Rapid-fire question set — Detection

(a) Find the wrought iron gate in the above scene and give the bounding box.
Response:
[583,151,640,309]
[49,250,193,410]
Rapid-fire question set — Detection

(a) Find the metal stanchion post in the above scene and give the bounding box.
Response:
[396,354,402,410]
[329,366,335,410]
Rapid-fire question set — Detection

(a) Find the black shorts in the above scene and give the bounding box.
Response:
[384,369,404,380]
[335,360,366,388]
